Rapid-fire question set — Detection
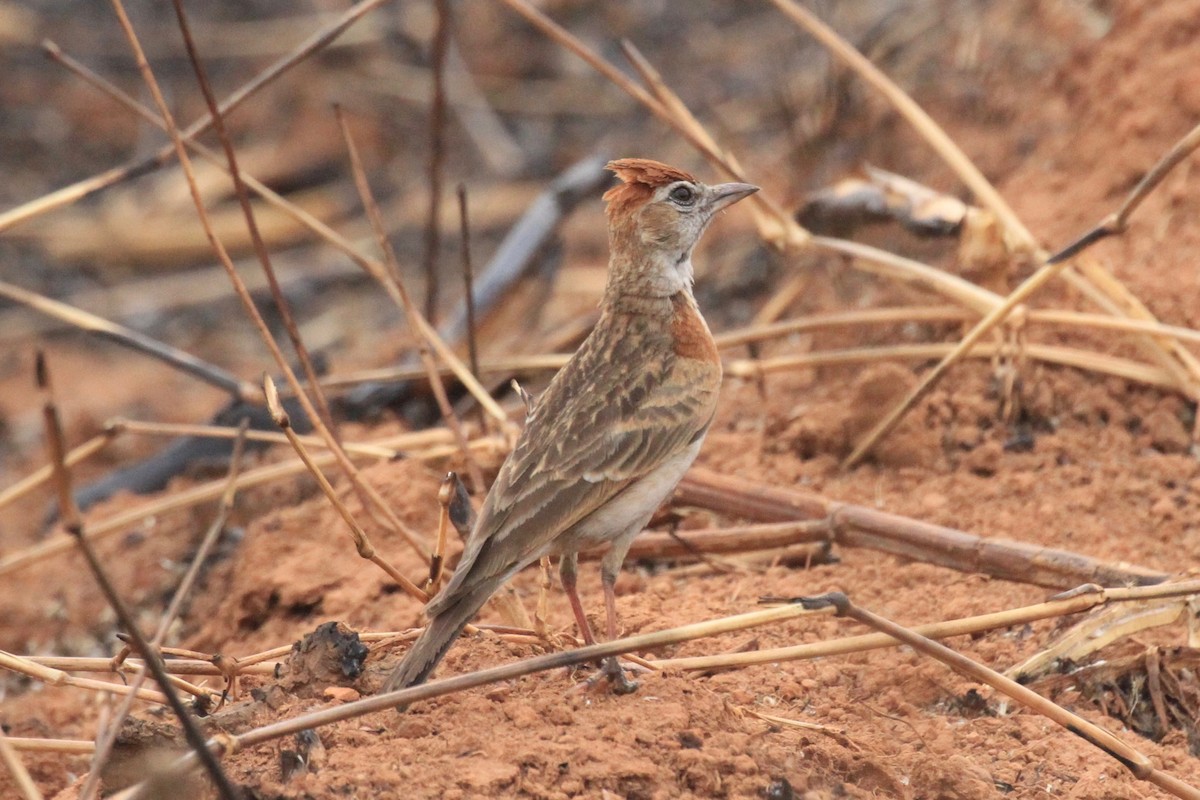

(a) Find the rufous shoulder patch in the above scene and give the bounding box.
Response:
[670,292,720,364]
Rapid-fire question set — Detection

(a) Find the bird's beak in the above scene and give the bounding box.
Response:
[706,182,759,215]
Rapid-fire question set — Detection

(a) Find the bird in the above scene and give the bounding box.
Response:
[382,158,758,698]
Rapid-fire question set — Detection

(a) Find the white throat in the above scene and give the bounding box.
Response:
[640,251,694,296]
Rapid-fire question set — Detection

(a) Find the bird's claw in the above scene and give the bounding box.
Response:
[568,656,640,696]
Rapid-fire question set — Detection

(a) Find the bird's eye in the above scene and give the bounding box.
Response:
[668,184,696,205]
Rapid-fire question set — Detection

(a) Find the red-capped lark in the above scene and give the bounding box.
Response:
[383,159,757,698]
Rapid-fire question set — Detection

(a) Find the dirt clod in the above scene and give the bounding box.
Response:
[282,621,370,695]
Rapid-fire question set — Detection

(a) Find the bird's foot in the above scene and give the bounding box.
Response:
[569,656,641,696]
[602,656,640,695]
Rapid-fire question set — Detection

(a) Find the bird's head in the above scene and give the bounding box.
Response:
[603,158,758,298]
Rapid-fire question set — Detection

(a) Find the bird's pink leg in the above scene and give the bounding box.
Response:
[599,547,639,695]
[559,553,639,694]
[559,553,597,645]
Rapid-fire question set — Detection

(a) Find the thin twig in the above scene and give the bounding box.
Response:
[170,0,335,437]
[79,422,251,800]
[120,603,836,799]
[0,429,113,512]
[656,580,1200,672]
[594,520,831,562]
[0,726,43,800]
[724,341,1179,391]
[114,0,426,562]
[5,738,96,755]
[766,0,1200,396]
[264,377,428,603]
[336,106,487,493]
[719,304,1200,350]
[457,183,486,432]
[0,428,507,579]
[810,236,1000,314]
[0,650,167,704]
[0,281,259,402]
[22,656,277,677]
[422,0,451,322]
[800,592,1200,800]
[41,36,544,429]
[109,417,396,458]
[37,347,239,800]
[1049,120,1200,263]
[0,0,388,233]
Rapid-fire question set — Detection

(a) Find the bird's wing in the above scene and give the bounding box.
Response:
[431,313,718,608]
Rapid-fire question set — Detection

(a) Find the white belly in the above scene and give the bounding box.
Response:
[555,438,703,552]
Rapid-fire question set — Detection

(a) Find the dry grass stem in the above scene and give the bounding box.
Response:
[725,304,1200,352]
[802,593,1200,800]
[120,603,837,797]
[22,656,277,678]
[0,427,505,579]
[264,376,428,603]
[422,0,450,322]
[23,623,556,681]
[78,423,250,800]
[37,340,238,799]
[725,341,1179,390]
[595,520,832,562]
[0,429,113,511]
[457,184,487,433]
[0,650,168,704]
[112,0,425,565]
[770,0,1199,390]
[809,236,1001,314]
[675,468,1167,589]
[0,280,260,402]
[320,354,570,387]
[1051,120,1200,263]
[497,0,804,251]
[0,726,44,800]
[336,106,486,492]
[170,0,335,435]
[1070,259,1200,400]
[110,417,397,458]
[0,0,388,233]
[655,580,1200,671]
[5,738,96,755]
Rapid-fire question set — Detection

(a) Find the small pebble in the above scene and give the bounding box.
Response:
[324,686,360,703]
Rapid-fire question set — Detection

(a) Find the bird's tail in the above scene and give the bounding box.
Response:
[381,579,498,701]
